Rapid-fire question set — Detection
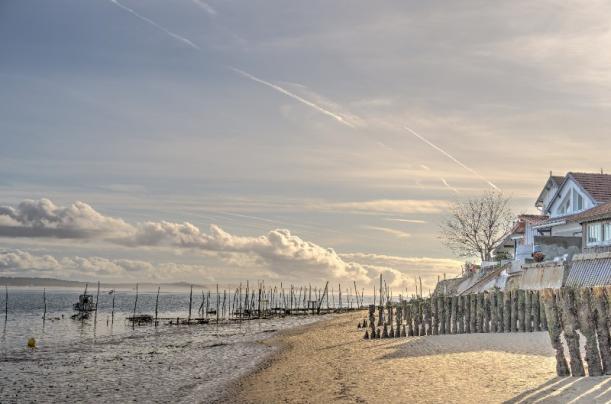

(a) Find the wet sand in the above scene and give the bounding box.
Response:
[230,311,611,403]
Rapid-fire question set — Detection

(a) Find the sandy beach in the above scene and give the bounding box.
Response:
[230,311,611,403]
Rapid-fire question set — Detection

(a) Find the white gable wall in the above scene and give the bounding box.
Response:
[540,181,559,212]
[546,178,595,218]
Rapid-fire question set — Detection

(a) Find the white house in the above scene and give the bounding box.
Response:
[532,172,611,239]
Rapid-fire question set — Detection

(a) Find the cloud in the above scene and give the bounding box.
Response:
[0,199,461,288]
[362,225,411,239]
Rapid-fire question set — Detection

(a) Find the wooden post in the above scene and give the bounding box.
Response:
[406,303,414,336]
[490,292,498,333]
[431,296,439,335]
[503,290,511,332]
[94,281,100,324]
[111,292,115,325]
[539,292,547,331]
[188,285,193,323]
[541,289,570,376]
[438,297,446,334]
[451,296,458,334]
[592,287,611,374]
[483,292,491,333]
[518,290,526,332]
[444,296,451,335]
[497,291,504,332]
[457,295,464,334]
[464,294,471,333]
[155,286,160,326]
[511,290,519,332]
[576,288,604,376]
[4,285,7,321]
[525,290,532,332]
[395,303,403,337]
[132,283,138,329]
[476,293,484,333]
[469,294,477,333]
[42,288,47,321]
[424,299,432,336]
[368,304,376,338]
[558,288,585,376]
[533,290,540,332]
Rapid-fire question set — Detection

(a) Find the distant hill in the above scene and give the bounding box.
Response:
[0,276,206,290]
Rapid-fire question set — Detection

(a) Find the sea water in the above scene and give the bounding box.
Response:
[0,288,324,403]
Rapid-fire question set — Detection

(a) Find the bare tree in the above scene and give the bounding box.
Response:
[440,192,514,262]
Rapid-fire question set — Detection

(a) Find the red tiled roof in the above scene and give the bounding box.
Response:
[568,172,611,203]
[570,201,611,224]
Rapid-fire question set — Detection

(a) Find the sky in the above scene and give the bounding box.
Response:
[1,0,611,293]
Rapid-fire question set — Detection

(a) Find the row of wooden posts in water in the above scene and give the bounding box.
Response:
[2,280,365,326]
[359,287,611,377]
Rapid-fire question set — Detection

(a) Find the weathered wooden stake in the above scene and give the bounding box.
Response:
[490,292,498,333]
[476,293,484,333]
[132,283,138,329]
[541,289,570,376]
[525,290,533,332]
[463,295,472,334]
[592,287,611,374]
[444,296,451,335]
[539,292,547,331]
[470,294,477,333]
[42,288,47,321]
[576,288,603,376]
[483,292,491,333]
[457,295,465,334]
[558,288,585,376]
[533,290,540,332]
[154,286,160,326]
[518,290,526,332]
[431,297,439,335]
[451,296,458,334]
[438,296,446,334]
[503,290,511,332]
[497,291,504,332]
[511,290,519,332]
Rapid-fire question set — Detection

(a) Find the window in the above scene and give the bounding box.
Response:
[558,196,570,215]
[588,223,603,245]
[605,223,611,243]
[573,192,584,212]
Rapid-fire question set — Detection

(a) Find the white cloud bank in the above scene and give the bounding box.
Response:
[0,199,460,289]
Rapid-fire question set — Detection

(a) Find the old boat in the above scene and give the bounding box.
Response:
[71,294,96,319]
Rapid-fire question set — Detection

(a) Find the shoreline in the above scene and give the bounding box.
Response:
[227,311,611,403]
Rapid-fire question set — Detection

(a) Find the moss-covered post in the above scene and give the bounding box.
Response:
[431,296,439,335]
[541,289,570,376]
[592,287,611,374]
[368,304,376,337]
[406,302,414,336]
[450,296,457,334]
[511,290,519,332]
[518,290,526,332]
[497,291,504,332]
[460,295,465,334]
[425,298,433,336]
[503,290,511,332]
[470,294,477,333]
[476,293,485,333]
[525,290,533,332]
[464,294,471,333]
[539,292,548,331]
[444,296,452,335]
[438,296,446,334]
[576,288,603,376]
[558,288,585,376]
[395,304,403,338]
[484,292,491,333]
[533,290,540,332]
[491,291,498,333]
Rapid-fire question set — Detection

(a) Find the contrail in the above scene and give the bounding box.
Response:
[230,67,356,128]
[404,126,499,190]
[108,0,200,50]
[106,0,499,189]
[441,177,460,194]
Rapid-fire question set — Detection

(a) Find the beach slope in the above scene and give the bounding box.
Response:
[231,312,611,403]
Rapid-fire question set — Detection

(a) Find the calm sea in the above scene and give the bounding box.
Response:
[0,287,327,403]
